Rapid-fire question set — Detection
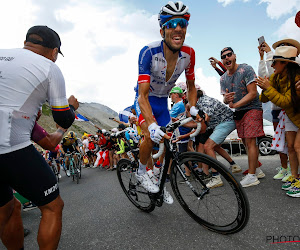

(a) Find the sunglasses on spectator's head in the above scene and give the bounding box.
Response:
[221,52,233,59]
[162,18,188,29]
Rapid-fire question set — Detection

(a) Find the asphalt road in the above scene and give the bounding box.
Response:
[1,154,300,250]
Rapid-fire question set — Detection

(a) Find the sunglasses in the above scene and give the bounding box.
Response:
[162,18,188,29]
[271,60,278,66]
[221,52,233,59]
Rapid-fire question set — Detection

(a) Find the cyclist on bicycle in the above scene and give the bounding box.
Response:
[60,131,81,176]
[133,1,200,204]
[48,145,62,179]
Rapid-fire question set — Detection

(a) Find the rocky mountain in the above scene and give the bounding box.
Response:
[38,102,119,137]
[38,100,273,139]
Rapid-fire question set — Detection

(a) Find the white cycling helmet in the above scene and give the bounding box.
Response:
[102,129,107,134]
[158,1,190,27]
[111,128,118,133]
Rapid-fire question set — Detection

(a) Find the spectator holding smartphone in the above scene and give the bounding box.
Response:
[258,38,300,181]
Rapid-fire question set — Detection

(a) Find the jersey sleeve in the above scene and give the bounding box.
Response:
[47,63,70,111]
[31,122,49,143]
[185,47,195,81]
[244,65,257,86]
[138,46,152,84]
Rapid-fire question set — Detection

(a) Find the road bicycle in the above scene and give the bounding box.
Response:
[48,158,60,183]
[64,152,81,184]
[116,117,250,234]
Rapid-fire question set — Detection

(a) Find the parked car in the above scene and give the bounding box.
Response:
[221,119,276,156]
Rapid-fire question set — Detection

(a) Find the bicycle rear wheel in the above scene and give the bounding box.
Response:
[74,161,80,184]
[117,159,155,212]
[170,152,249,234]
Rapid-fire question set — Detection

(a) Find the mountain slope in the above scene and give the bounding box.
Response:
[38,102,119,137]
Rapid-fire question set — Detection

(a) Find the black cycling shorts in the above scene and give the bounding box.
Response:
[195,128,214,145]
[62,145,76,153]
[0,145,59,207]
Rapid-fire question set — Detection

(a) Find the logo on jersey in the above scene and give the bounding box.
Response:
[0,57,15,61]
[155,57,165,63]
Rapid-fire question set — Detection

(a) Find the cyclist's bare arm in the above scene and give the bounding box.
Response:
[138,82,156,126]
[186,79,197,107]
[186,79,202,121]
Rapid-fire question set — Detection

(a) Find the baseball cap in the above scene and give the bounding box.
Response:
[170,86,183,94]
[26,25,63,56]
[220,47,234,56]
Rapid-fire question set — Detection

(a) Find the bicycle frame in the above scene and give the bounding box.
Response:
[65,152,80,183]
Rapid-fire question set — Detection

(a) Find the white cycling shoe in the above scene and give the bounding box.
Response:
[136,172,159,193]
[163,187,174,204]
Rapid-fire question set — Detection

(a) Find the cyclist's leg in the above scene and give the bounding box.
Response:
[1,145,63,249]
[38,195,64,249]
[0,154,24,249]
[139,121,155,173]
[0,197,24,249]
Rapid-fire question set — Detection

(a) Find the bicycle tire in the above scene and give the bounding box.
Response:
[170,152,249,234]
[78,159,82,179]
[117,159,155,213]
[73,159,80,184]
[51,163,59,183]
[70,161,75,182]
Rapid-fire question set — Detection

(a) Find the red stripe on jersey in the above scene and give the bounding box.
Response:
[138,74,151,84]
[181,46,195,81]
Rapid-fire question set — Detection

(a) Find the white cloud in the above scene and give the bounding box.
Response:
[194,68,223,102]
[275,16,300,41]
[53,2,161,112]
[1,0,162,112]
[217,0,250,7]
[259,0,300,19]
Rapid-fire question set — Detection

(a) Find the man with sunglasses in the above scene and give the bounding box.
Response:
[133,1,198,203]
[220,47,265,188]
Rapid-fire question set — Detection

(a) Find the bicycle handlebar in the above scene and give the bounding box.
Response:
[153,117,202,160]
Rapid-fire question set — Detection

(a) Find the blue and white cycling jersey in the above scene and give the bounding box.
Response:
[137,40,195,98]
[134,40,195,126]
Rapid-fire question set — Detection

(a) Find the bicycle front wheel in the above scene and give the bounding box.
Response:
[117,159,155,213]
[170,152,249,234]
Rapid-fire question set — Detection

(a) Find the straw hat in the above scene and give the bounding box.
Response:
[272,38,300,55]
[266,46,298,64]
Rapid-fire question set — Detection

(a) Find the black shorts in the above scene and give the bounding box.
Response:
[0,145,59,207]
[62,145,76,153]
[195,128,214,145]
[178,142,188,153]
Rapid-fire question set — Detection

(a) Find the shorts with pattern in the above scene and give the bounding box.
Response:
[235,109,264,138]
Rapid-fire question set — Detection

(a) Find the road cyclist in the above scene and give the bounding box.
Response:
[133,1,203,204]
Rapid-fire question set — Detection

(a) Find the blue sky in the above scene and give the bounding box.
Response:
[1,0,299,112]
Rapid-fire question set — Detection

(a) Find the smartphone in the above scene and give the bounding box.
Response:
[258,36,265,46]
[109,117,114,120]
